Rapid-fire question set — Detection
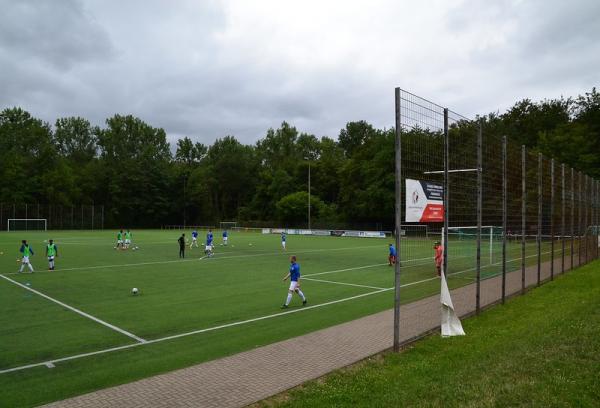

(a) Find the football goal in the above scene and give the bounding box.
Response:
[7,219,47,231]
[219,221,237,230]
[400,224,429,238]
[443,226,503,264]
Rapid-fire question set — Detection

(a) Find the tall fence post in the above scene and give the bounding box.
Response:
[571,168,575,270]
[579,172,582,267]
[585,176,589,264]
[475,123,482,314]
[393,87,402,352]
[443,108,449,283]
[502,135,507,303]
[537,153,542,286]
[550,158,554,280]
[521,145,526,293]
[561,164,565,273]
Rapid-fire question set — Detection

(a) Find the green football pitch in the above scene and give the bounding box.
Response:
[0,229,572,406]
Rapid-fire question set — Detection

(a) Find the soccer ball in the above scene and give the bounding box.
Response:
[131,288,139,295]
[249,243,253,246]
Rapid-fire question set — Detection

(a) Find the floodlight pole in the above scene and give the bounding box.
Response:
[501,135,507,303]
[393,87,402,352]
[521,145,526,294]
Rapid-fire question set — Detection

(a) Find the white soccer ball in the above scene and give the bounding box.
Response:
[131,287,139,295]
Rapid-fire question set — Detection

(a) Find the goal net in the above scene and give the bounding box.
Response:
[443,226,503,264]
[7,219,47,231]
[400,224,428,238]
[219,221,237,230]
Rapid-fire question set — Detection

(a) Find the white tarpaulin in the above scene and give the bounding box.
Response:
[440,272,465,337]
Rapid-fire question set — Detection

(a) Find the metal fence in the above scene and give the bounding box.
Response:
[0,203,105,231]
[393,88,599,351]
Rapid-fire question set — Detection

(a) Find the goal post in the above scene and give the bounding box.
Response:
[219,221,237,230]
[400,224,429,238]
[7,219,47,231]
[442,226,503,264]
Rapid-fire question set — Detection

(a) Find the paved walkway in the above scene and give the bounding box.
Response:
[44,254,584,408]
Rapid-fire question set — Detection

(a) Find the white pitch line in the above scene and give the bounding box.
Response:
[303,277,388,290]
[0,249,558,375]
[0,287,392,375]
[0,274,146,344]
[1,244,383,276]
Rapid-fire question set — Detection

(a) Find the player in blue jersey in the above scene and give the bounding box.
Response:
[281,255,306,308]
[388,243,397,266]
[222,230,228,246]
[281,231,287,250]
[205,229,214,257]
[190,229,199,248]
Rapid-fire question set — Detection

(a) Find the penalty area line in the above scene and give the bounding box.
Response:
[0,274,147,344]
[303,277,388,290]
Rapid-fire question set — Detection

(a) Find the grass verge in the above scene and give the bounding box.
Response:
[256,260,600,408]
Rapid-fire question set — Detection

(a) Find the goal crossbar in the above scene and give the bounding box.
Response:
[7,219,47,231]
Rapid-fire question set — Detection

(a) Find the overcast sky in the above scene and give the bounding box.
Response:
[1,0,598,145]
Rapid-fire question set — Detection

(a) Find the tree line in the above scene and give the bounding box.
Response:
[0,88,598,229]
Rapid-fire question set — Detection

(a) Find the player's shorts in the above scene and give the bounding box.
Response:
[48,256,55,261]
[282,241,286,248]
[22,256,30,264]
[117,240,123,244]
[192,237,197,241]
[125,239,131,244]
[288,280,299,291]
[205,244,213,251]
[223,237,228,243]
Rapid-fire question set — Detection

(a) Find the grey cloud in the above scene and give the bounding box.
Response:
[0,0,115,70]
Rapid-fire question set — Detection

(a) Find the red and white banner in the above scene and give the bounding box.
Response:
[405,179,444,222]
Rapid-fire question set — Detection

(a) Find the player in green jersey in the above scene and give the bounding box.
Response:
[19,240,35,273]
[115,230,124,250]
[46,239,58,270]
[124,230,132,249]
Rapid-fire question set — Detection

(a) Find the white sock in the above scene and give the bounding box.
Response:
[19,263,24,272]
[285,293,292,306]
[28,263,34,272]
[297,289,306,301]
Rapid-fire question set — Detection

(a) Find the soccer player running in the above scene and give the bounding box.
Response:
[388,243,397,266]
[281,231,287,250]
[19,240,35,273]
[178,233,186,258]
[46,239,58,270]
[205,230,214,257]
[115,229,124,250]
[434,241,444,277]
[124,229,132,249]
[222,229,228,246]
[281,255,306,308]
[190,229,199,248]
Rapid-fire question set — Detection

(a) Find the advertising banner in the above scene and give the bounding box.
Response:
[405,179,444,222]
